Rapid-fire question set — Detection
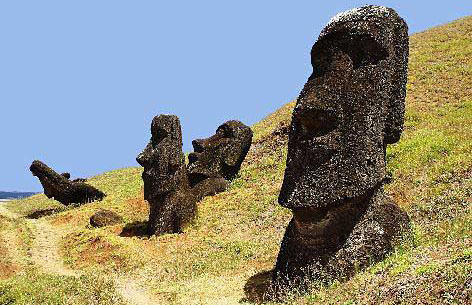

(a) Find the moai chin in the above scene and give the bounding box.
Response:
[272,5,411,293]
[187,120,253,201]
[136,115,196,235]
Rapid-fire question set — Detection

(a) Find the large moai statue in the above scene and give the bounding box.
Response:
[271,5,411,292]
[30,160,105,205]
[136,115,197,235]
[187,120,253,201]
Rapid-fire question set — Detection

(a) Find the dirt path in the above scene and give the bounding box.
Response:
[114,276,159,305]
[1,201,157,304]
[26,218,79,277]
[0,201,79,277]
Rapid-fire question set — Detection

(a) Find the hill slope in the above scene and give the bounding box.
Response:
[1,16,471,305]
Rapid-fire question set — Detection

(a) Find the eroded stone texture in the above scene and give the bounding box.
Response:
[30,160,105,205]
[61,172,87,182]
[271,5,410,293]
[136,115,197,235]
[187,120,253,200]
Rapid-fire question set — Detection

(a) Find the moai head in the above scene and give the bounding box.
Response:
[136,115,187,201]
[187,120,253,186]
[30,160,69,198]
[279,6,409,209]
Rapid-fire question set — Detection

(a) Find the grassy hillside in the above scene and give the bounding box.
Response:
[1,16,471,305]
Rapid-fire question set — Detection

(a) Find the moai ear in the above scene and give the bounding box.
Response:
[168,117,185,172]
[384,18,409,144]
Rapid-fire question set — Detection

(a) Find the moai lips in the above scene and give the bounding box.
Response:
[136,115,197,235]
[271,5,411,294]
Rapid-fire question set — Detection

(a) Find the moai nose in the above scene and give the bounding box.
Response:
[136,149,151,167]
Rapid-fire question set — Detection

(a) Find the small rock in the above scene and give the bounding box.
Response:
[90,210,123,228]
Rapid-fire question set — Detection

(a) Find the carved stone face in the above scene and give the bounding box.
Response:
[30,160,68,198]
[136,115,186,200]
[279,6,408,209]
[187,120,253,186]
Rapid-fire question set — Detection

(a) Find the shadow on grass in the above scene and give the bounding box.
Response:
[242,270,273,303]
[119,221,150,238]
[26,208,64,219]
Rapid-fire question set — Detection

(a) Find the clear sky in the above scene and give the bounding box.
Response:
[1,1,470,192]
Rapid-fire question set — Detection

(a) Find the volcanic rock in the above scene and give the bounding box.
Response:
[136,115,197,235]
[271,5,411,294]
[30,160,105,205]
[90,209,123,227]
[187,120,253,200]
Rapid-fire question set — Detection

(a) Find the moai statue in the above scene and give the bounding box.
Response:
[136,115,197,235]
[30,160,105,205]
[187,120,253,201]
[271,5,411,292]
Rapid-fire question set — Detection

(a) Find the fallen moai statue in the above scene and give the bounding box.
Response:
[136,115,197,236]
[188,120,253,201]
[271,5,411,294]
[30,160,105,205]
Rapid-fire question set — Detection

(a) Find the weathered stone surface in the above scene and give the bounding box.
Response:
[187,120,253,199]
[136,115,197,235]
[30,160,105,205]
[61,172,87,182]
[90,209,123,227]
[271,5,410,293]
[72,178,87,183]
[190,177,229,202]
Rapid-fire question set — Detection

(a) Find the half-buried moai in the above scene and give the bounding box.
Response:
[136,115,197,236]
[187,120,253,201]
[30,160,105,205]
[271,5,410,292]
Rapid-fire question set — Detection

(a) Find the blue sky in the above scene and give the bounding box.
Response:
[1,1,470,192]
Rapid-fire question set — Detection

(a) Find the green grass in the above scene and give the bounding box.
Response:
[1,16,471,305]
[0,271,124,305]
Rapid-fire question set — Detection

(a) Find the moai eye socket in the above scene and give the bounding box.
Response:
[152,127,168,144]
[344,34,388,69]
[311,32,388,78]
[296,108,338,139]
